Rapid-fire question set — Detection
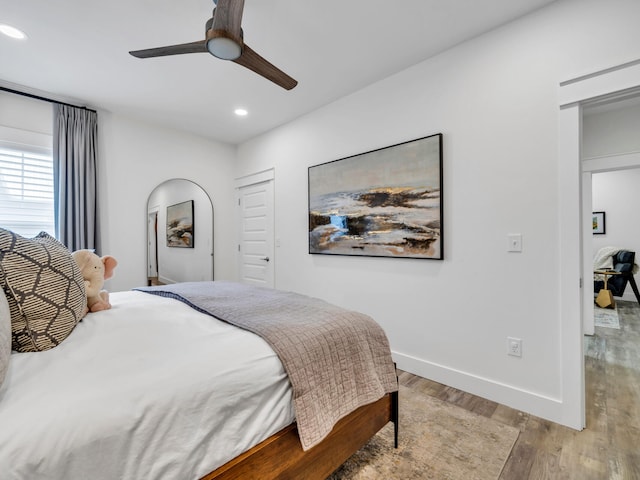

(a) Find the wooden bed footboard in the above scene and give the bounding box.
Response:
[201,391,398,480]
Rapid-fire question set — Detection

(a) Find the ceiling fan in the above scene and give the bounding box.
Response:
[129,0,297,90]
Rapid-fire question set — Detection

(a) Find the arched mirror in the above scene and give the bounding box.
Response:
[146,179,213,285]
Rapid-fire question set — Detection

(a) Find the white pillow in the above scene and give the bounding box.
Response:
[0,286,10,388]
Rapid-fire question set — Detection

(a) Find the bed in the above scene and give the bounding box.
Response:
[0,230,398,480]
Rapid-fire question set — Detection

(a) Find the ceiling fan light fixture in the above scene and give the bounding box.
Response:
[206,36,241,60]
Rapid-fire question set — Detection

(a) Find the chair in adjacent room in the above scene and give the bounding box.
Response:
[594,250,640,304]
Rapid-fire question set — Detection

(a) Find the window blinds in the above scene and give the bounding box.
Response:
[0,146,55,238]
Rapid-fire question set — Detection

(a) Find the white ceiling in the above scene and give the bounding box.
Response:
[0,0,557,145]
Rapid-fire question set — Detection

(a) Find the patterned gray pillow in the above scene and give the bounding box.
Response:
[0,286,10,387]
[0,228,86,352]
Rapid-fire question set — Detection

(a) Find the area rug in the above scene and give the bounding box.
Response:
[594,305,620,329]
[328,384,520,480]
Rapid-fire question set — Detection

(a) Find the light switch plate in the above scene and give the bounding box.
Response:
[507,234,522,252]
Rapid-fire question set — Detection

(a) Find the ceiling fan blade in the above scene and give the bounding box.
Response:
[130,41,208,58]
[212,0,245,37]
[128,1,297,90]
[233,44,298,90]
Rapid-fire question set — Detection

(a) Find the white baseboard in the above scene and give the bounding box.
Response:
[392,350,572,429]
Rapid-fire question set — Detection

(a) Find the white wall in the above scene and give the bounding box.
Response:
[236,0,640,426]
[0,91,52,137]
[98,112,236,292]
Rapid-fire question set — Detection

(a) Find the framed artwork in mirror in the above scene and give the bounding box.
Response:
[167,200,194,247]
[592,211,606,235]
[308,133,443,259]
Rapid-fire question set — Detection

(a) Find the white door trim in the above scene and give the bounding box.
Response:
[235,168,274,188]
[559,58,640,107]
[559,57,640,430]
[558,104,584,430]
[583,150,640,172]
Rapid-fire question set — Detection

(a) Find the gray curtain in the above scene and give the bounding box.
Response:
[53,104,100,254]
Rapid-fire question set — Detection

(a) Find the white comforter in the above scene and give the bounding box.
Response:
[0,291,295,480]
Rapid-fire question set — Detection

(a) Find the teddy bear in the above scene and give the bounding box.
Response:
[71,250,118,313]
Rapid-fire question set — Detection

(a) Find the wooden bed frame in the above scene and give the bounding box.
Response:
[202,390,399,480]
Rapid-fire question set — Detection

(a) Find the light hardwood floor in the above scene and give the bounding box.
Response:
[398,300,640,479]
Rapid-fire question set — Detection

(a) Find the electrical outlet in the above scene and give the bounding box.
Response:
[507,337,522,357]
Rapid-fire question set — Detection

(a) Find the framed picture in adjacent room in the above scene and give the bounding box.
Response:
[167,200,194,247]
[592,211,606,235]
[308,133,443,259]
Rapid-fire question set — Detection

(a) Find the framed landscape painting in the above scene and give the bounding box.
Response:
[166,200,194,248]
[308,133,443,259]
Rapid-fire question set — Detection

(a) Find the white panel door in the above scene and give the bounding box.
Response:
[238,180,274,287]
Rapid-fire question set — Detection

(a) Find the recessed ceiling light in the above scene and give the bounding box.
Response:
[0,24,27,40]
[234,108,248,117]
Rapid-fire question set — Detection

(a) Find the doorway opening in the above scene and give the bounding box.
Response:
[580,96,640,442]
[147,209,159,285]
[558,59,640,430]
[581,94,640,334]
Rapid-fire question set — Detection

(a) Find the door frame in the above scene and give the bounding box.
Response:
[558,58,640,430]
[235,168,275,287]
[147,209,159,280]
